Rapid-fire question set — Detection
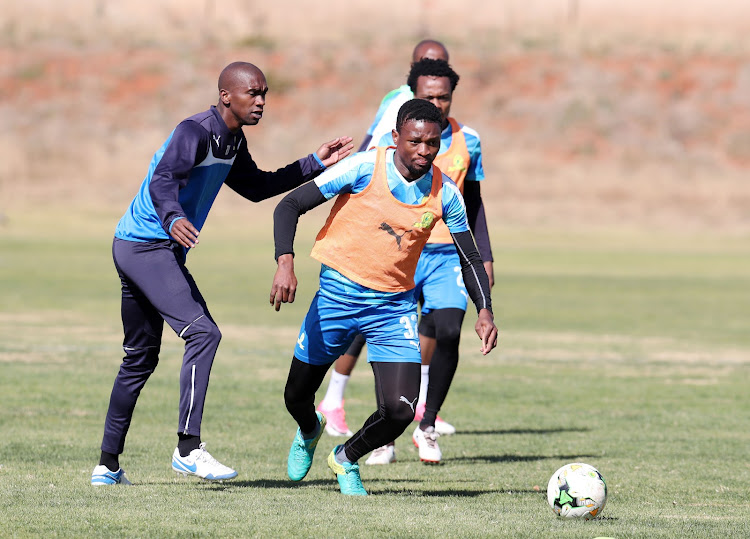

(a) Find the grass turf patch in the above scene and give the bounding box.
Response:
[1,209,749,537]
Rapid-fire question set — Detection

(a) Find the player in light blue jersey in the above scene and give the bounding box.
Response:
[271,99,497,495]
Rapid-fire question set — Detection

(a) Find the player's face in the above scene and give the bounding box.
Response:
[414,76,452,129]
[222,69,268,129]
[392,119,441,180]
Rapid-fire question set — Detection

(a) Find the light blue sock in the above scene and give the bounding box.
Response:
[335,445,351,465]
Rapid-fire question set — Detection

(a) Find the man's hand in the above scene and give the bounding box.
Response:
[316,136,354,168]
[475,308,498,355]
[270,254,297,311]
[484,261,495,289]
[170,218,200,248]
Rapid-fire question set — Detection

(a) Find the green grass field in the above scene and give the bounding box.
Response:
[1,206,749,538]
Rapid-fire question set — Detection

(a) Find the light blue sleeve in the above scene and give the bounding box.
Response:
[440,176,470,233]
[314,151,375,199]
[376,131,396,147]
[369,89,413,150]
[366,86,408,135]
[462,125,485,182]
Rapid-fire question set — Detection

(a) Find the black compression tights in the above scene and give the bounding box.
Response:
[284,358,330,434]
[284,357,420,463]
[344,361,420,462]
[419,308,466,428]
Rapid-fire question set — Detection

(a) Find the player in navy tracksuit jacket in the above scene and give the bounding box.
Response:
[91,62,353,486]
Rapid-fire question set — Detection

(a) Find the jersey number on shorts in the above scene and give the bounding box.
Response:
[399,314,418,339]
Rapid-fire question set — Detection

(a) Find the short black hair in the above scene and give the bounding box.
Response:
[395,99,443,134]
[407,58,460,93]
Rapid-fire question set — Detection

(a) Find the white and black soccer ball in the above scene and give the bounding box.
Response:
[547,462,607,520]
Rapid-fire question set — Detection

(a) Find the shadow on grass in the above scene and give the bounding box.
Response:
[195,478,550,498]
[459,427,591,436]
[381,487,545,497]
[194,478,485,490]
[449,453,600,464]
[191,478,391,494]
[193,478,341,490]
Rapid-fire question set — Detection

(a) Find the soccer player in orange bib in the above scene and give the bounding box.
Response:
[318,58,494,466]
[316,40,452,441]
[270,99,498,495]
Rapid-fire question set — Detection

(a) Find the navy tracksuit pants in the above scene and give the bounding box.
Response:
[101,238,221,455]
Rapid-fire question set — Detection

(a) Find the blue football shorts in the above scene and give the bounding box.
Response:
[293,291,422,366]
[414,248,468,315]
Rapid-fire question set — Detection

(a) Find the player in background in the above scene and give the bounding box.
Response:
[357,39,449,153]
[271,99,497,495]
[315,39,450,439]
[368,57,494,464]
[91,62,353,486]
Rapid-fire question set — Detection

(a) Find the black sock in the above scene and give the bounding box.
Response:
[99,451,119,472]
[301,422,320,441]
[178,434,201,457]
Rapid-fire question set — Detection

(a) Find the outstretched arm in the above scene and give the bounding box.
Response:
[269,182,328,311]
[225,137,353,202]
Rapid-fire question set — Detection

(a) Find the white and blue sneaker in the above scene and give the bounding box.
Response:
[171,442,237,481]
[91,465,132,486]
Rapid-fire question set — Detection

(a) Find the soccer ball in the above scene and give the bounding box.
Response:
[547,462,607,520]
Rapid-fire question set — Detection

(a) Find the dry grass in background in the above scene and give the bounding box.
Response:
[2,0,750,232]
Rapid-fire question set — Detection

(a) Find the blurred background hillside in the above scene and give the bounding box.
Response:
[2,0,750,232]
